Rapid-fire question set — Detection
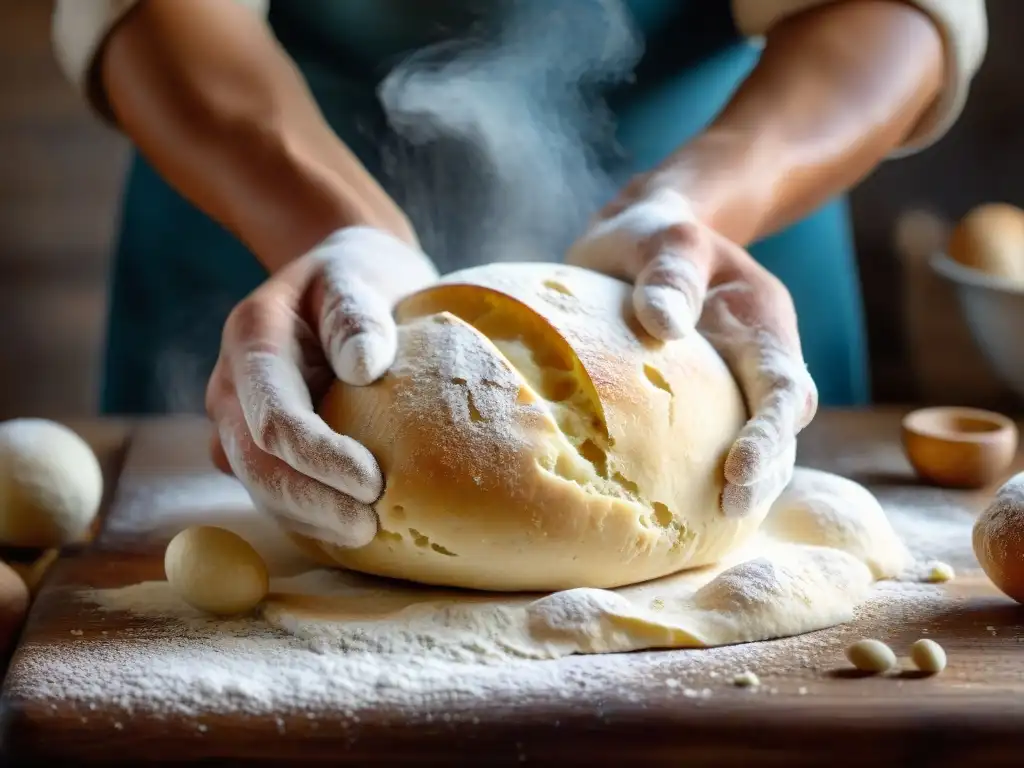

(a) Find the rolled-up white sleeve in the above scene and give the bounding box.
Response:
[731,0,988,156]
[52,0,270,123]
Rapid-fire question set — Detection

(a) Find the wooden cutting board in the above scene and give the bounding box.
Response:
[2,409,1024,767]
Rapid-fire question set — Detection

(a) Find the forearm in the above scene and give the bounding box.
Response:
[658,0,944,246]
[101,0,416,273]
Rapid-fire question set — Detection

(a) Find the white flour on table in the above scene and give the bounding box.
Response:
[11,579,948,721]
[8,465,980,721]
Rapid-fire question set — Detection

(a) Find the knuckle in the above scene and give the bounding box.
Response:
[320,291,361,343]
[224,299,267,344]
[661,220,703,252]
[250,408,277,454]
[644,253,704,298]
[250,404,294,457]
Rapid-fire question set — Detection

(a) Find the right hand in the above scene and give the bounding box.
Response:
[206,227,439,548]
[566,186,818,519]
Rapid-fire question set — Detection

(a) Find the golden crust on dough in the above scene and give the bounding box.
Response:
[311,263,757,592]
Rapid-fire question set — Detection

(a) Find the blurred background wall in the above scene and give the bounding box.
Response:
[1,0,129,420]
[0,0,1020,421]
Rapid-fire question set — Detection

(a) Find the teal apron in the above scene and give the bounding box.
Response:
[102,0,868,414]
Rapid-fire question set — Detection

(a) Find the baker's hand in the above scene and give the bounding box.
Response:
[206,227,439,547]
[566,184,818,517]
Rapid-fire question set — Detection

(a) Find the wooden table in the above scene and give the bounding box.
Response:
[1,408,1023,766]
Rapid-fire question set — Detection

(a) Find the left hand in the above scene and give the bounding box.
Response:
[566,181,818,518]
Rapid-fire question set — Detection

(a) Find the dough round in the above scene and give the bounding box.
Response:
[973,477,1024,604]
[164,526,269,615]
[309,262,757,592]
[0,419,103,547]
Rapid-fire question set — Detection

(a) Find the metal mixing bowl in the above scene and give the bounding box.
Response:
[930,252,1024,401]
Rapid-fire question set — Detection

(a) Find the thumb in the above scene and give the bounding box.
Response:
[311,227,438,387]
[633,223,714,341]
[317,267,399,387]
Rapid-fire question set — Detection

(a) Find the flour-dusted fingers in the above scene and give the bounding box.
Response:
[722,439,796,518]
[566,187,715,340]
[317,269,397,387]
[632,227,714,341]
[221,295,384,506]
[566,187,697,276]
[312,226,440,387]
[213,391,378,549]
[699,273,817,500]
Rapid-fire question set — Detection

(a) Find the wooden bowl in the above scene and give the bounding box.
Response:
[901,406,1018,489]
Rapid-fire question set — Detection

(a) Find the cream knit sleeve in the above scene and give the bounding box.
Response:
[51,0,270,123]
[731,0,988,155]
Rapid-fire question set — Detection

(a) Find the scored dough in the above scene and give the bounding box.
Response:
[263,468,910,657]
[311,262,756,592]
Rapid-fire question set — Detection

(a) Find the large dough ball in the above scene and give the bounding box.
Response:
[973,476,1024,604]
[0,419,103,547]
[165,526,269,615]
[309,263,754,592]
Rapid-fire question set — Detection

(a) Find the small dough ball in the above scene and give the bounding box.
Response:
[845,639,897,674]
[910,638,947,675]
[0,560,30,658]
[973,476,1024,603]
[948,203,1024,283]
[312,263,754,592]
[165,526,269,616]
[0,419,103,547]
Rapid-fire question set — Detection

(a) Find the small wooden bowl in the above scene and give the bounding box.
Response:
[902,406,1019,489]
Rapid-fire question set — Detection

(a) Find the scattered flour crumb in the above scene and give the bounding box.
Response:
[733,671,760,688]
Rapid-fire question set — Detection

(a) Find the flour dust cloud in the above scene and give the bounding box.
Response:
[379,0,644,273]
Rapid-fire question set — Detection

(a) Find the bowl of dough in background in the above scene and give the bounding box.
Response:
[930,203,1024,403]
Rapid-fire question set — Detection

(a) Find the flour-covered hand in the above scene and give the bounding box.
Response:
[206,227,439,547]
[566,186,818,517]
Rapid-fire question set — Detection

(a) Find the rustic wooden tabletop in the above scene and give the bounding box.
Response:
[1,408,1022,766]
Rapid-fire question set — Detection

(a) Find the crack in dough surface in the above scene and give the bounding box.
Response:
[261,468,911,658]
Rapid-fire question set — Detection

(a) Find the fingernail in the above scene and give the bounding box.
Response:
[338,333,392,386]
[724,437,763,486]
[637,285,696,340]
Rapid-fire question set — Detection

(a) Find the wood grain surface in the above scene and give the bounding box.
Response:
[2,409,1024,767]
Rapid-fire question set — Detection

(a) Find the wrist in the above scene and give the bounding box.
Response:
[222,122,418,273]
[654,127,781,246]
